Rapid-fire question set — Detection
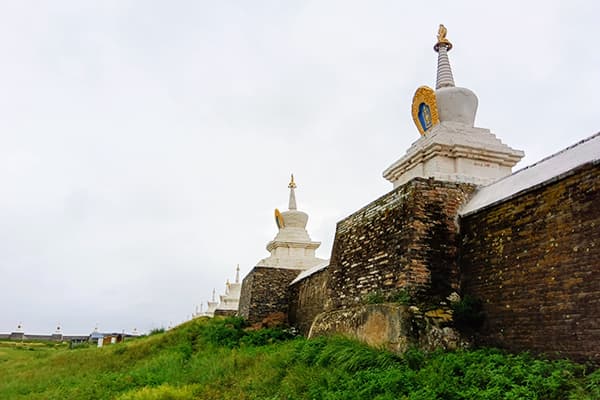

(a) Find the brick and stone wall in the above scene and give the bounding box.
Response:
[213,309,237,317]
[309,304,467,353]
[460,161,600,363]
[238,266,302,324]
[325,178,476,311]
[288,267,329,335]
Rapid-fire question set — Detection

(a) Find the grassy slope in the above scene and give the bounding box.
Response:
[0,317,598,400]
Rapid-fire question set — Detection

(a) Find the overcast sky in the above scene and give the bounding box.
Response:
[1,1,598,335]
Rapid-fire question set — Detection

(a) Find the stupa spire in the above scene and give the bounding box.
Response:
[288,174,297,210]
[434,24,455,89]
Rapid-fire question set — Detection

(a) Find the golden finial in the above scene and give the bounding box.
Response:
[288,174,297,189]
[434,24,453,52]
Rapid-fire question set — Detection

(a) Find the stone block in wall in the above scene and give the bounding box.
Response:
[213,309,238,317]
[238,266,302,324]
[460,162,600,363]
[325,178,476,311]
[9,332,24,340]
[309,303,468,354]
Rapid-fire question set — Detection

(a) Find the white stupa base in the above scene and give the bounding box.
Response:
[257,240,326,270]
[383,122,524,187]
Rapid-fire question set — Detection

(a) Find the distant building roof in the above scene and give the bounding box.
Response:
[64,335,89,341]
[460,132,600,216]
[90,332,126,339]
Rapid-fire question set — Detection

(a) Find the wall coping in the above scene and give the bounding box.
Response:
[289,261,329,286]
[460,132,600,217]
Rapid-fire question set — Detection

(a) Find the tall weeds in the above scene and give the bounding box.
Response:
[0,317,597,400]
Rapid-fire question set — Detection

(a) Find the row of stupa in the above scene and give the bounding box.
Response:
[196,24,524,319]
[195,174,326,318]
[191,267,241,318]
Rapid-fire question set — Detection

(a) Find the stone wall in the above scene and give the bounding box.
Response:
[325,178,476,311]
[238,266,302,324]
[288,267,329,335]
[460,162,600,363]
[213,309,238,317]
[9,332,24,340]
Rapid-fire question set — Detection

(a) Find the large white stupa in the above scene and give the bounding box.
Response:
[256,175,327,270]
[383,25,524,187]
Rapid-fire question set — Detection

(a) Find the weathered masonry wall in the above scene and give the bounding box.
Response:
[238,266,302,324]
[288,268,329,335]
[213,309,237,317]
[325,178,476,311]
[460,162,600,363]
[309,304,466,353]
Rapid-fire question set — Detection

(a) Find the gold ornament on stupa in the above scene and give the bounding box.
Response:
[274,208,285,229]
[288,174,297,189]
[412,86,440,136]
[434,24,453,52]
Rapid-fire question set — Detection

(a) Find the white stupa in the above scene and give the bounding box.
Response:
[51,323,63,340]
[383,24,524,187]
[256,175,326,270]
[206,288,218,317]
[214,266,242,314]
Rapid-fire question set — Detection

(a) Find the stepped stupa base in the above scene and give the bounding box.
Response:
[383,122,524,187]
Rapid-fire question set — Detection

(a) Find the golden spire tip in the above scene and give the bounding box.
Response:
[288,173,297,189]
[434,23,452,52]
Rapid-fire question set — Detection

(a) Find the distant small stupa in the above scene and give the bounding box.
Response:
[214,265,242,314]
[257,175,327,270]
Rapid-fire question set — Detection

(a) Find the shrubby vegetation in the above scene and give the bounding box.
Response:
[364,289,412,305]
[451,294,485,330]
[0,317,598,399]
[147,327,166,336]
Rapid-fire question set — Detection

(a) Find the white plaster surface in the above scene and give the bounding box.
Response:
[215,281,241,312]
[460,132,600,216]
[436,87,478,126]
[205,301,218,317]
[383,122,524,187]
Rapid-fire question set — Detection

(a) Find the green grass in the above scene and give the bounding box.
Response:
[0,317,598,399]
